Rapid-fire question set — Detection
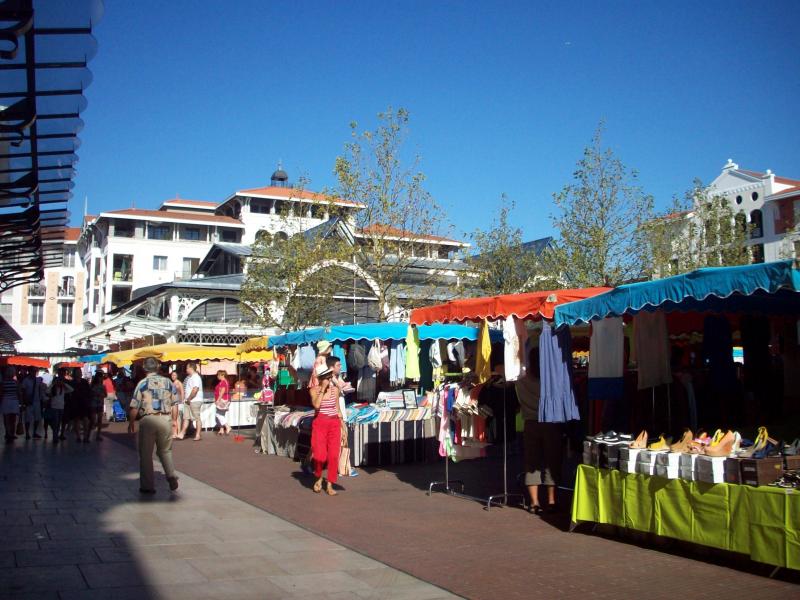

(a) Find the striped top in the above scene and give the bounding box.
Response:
[314,382,339,417]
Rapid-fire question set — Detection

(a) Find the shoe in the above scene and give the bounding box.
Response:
[349,469,359,477]
[738,427,768,458]
[313,478,323,493]
[530,505,544,516]
[167,476,179,491]
[670,429,693,453]
[709,429,724,446]
[705,431,735,457]
[630,430,648,449]
[648,435,671,452]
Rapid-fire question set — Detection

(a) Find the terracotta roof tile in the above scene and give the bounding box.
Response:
[160,198,218,208]
[357,223,467,245]
[63,227,81,241]
[236,185,365,208]
[102,208,243,226]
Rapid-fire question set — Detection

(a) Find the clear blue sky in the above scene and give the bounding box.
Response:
[72,0,800,242]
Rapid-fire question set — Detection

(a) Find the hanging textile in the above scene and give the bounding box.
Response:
[405,326,421,381]
[587,316,624,401]
[419,339,434,392]
[357,365,377,402]
[503,315,528,382]
[539,322,580,423]
[633,311,673,390]
[475,319,492,384]
[389,340,406,385]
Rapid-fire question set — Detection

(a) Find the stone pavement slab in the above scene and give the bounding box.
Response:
[0,434,456,599]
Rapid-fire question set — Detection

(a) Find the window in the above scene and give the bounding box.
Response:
[182,257,199,279]
[62,249,75,267]
[735,195,742,205]
[183,227,201,241]
[111,286,132,309]
[60,302,74,324]
[29,301,44,325]
[148,224,171,240]
[749,210,763,239]
[0,303,11,320]
[255,230,273,246]
[751,244,764,264]
[752,192,759,202]
[153,256,168,271]
[221,229,238,243]
[114,220,135,238]
[59,276,75,297]
[112,254,133,281]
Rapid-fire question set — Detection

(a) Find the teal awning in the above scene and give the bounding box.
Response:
[554,260,800,326]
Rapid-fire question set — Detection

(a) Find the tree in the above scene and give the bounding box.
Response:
[469,195,556,294]
[543,125,654,287]
[240,181,352,331]
[646,179,752,277]
[334,107,460,318]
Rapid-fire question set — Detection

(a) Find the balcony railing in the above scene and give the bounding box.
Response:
[112,271,133,282]
[28,284,47,297]
[58,285,76,297]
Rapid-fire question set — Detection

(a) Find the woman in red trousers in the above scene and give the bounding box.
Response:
[309,363,342,496]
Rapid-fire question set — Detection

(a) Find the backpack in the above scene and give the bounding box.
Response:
[348,343,366,370]
[367,339,383,371]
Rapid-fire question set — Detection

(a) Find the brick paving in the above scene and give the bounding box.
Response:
[2,424,798,599]
[0,432,456,599]
[155,424,799,599]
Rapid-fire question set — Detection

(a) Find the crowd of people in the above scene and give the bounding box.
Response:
[0,366,134,445]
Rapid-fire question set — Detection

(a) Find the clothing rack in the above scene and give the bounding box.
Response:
[485,379,527,511]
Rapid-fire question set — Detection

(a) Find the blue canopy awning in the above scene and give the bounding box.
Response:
[268,322,501,348]
[554,260,800,326]
[81,353,108,364]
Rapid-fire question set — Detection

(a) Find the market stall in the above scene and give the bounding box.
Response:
[555,260,800,571]
[262,322,500,466]
[0,356,50,369]
[104,342,273,429]
[409,287,611,507]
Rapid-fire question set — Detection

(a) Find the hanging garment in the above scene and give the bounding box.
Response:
[405,326,421,381]
[475,320,492,384]
[357,365,377,402]
[503,315,528,382]
[588,317,624,378]
[539,322,580,423]
[298,345,316,371]
[429,339,442,368]
[367,339,383,371]
[633,311,673,390]
[348,343,367,370]
[389,340,406,385]
[446,342,457,363]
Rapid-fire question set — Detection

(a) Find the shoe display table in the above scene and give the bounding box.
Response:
[571,464,799,570]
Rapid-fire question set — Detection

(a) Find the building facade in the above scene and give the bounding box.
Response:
[2,228,87,353]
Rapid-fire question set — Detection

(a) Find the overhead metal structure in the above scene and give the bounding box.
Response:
[0,0,102,292]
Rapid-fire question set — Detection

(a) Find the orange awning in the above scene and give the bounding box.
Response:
[0,356,50,369]
[409,287,612,325]
[54,361,84,369]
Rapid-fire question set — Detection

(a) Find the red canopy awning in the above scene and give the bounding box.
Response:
[55,361,84,369]
[409,288,612,325]
[0,356,50,369]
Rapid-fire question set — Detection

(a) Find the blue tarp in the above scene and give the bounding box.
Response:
[268,322,501,348]
[81,353,108,364]
[554,260,800,326]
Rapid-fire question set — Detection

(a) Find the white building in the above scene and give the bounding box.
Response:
[1,228,87,353]
[707,159,800,262]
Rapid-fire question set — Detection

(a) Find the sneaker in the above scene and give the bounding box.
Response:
[167,476,179,491]
[349,469,359,477]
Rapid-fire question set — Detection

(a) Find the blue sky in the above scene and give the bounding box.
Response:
[72,0,800,242]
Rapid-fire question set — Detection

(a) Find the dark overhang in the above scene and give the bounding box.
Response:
[0,0,102,292]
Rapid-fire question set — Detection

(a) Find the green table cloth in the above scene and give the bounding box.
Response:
[571,464,799,570]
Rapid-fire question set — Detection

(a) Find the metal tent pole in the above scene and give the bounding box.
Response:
[487,381,526,510]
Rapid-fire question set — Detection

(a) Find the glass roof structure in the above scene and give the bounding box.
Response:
[0,0,102,291]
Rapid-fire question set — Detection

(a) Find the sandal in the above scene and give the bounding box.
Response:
[326,485,337,496]
[530,505,543,516]
[313,479,323,493]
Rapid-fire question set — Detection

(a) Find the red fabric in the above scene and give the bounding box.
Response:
[215,379,230,402]
[103,377,115,394]
[311,415,341,484]
[409,287,611,325]
[0,356,49,368]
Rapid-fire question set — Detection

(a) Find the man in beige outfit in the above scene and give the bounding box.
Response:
[128,357,179,494]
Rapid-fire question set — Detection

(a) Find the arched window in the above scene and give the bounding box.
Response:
[749,209,763,239]
[274,231,289,243]
[187,298,256,323]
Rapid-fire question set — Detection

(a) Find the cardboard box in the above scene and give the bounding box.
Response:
[599,443,621,470]
[635,450,658,476]
[678,453,698,481]
[740,457,783,487]
[654,452,680,479]
[695,455,726,484]
[582,441,593,466]
[724,457,742,484]
[784,455,800,471]
[619,447,641,473]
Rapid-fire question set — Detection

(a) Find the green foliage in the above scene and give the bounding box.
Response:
[469,195,554,294]
[543,124,654,287]
[646,179,752,277]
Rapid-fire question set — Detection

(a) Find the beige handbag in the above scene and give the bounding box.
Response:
[338,446,351,476]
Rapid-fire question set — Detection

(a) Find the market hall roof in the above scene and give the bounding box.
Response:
[0,0,102,292]
[99,208,244,227]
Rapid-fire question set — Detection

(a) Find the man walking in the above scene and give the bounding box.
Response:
[178,362,204,441]
[128,357,179,494]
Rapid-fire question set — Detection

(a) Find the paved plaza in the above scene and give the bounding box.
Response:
[0,433,455,599]
[1,425,798,599]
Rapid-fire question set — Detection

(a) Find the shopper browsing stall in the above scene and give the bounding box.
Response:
[309,363,342,496]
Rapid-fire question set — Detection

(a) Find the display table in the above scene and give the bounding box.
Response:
[193,399,258,429]
[572,464,800,570]
[346,418,437,467]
